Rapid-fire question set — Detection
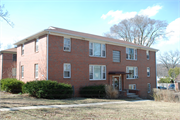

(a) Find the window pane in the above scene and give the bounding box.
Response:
[113,51,120,62]
[94,43,101,57]
[64,71,70,77]
[64,64,70,71]
[129,48,134,59]
[128,67,134,78]
[94,66,101,79]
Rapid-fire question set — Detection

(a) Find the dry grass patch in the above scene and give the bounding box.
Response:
[0,101,180,120]
[0,92,130,108]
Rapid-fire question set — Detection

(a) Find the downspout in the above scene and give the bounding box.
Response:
[155,52,157,88]
[46,32,50,80]
[1,54,3,79]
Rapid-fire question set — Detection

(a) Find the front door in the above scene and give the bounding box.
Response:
[112,76,122,91]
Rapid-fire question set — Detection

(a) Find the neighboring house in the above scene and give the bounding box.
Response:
[175,74,180,91]
[14,26,158,98]
[0,48,17,79]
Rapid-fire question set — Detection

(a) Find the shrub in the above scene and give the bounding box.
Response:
[153,88,180,102]
[22,80,73,99]
[0,78,24,93]
[158,77,171,83]
[105,85,119,99]
[79,85,105,98]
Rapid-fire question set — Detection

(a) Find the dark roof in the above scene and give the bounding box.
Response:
[0,48,17,54]
[48,26,156,50]
[14,26,158,51]
[175,74,180,81]
[108,71,131,75]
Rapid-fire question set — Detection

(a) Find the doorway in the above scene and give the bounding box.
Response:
[112,76,122,91]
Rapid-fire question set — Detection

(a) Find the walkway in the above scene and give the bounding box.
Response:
[0,100,152,111]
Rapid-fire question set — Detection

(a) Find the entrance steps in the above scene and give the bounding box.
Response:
[127,93,142,99]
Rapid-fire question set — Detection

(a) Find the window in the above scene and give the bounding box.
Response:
[113,51,120,62]
[147,83,151,93]
[126,48,137,60]
[126,66,138,79]
[12,68,16,77]
[21,66,24,78]
[129,84,136,90]
[13,54,17,61]
[35,39,39,52]
[146,50,149,60]
[35,64,38,78]
[64,38,71,51]
[64,63,71,78]
[89,42,106,57]
[89,65,106,80]
[22,44,24,55]
[147,67,150,77]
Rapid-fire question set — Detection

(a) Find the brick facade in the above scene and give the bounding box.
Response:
[15,27,157,98]
[0,51,17,79]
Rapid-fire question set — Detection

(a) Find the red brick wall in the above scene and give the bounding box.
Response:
[16,35,47,82]
[0,53,17,79]
[48,35,156,98]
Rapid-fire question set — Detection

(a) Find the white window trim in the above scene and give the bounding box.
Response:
[129,84,136,90]
[147,83,151,93]
[63,63,71,78]
[147,67,150,77]
[89,42,106,58]
[126,47,137,60]
[35,64,38,78]
[89,65,106,80]
[126,66,138,79]
[35,39,39,52]
[63,38,71,52]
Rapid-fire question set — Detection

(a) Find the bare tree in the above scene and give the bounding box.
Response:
[158,50,180,71]
[104,15,169,47]
[157,64,169,77]
[0,4,14,27]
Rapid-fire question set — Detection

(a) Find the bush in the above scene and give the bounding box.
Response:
[0,78,24,93]
[105,85,119,99]
[153,88,180,102]
[22,80,73,99]
[79,85,105,98]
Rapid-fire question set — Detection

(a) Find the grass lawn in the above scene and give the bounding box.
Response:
[0,101,180,120]
[0,92,132,108]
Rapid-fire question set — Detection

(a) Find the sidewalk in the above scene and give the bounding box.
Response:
[0,100,151,111]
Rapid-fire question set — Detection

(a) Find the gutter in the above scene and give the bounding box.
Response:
[46,32,50,80]
[155,52,157,88]
[1,54,3,79]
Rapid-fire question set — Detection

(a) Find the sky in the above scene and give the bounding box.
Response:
[0,0,180,57]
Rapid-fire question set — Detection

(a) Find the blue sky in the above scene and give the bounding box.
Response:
[0,0,180,56]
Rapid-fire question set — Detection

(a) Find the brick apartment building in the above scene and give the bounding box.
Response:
[0,48,17,79]
[14,26,158,98]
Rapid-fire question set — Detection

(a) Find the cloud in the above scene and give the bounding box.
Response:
[101,10,137,24]
[152,18,180,48]
[101,5,163,24]
[139,5,162,17]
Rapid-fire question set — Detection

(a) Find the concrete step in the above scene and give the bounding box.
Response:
[127,95,139,98]
[127,93,136,96]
